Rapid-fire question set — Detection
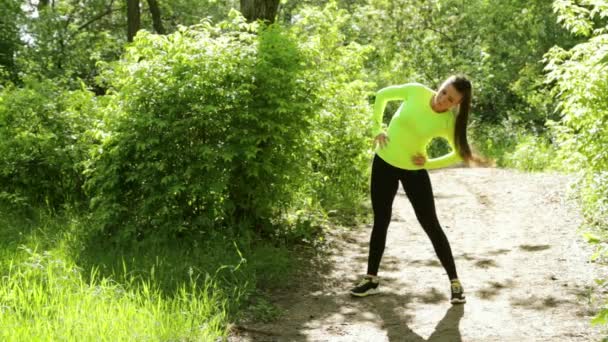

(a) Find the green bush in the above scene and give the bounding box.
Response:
[546,0,608,328]
[501,135,561,172]
[545,3,608,227]
[470,121,566,172]
[0,80,97,208]
[86,18,324,240]
[469,121,521,166]
[290,3,374,224]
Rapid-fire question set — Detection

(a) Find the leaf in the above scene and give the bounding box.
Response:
[591,308,608,325]
[583,232,601,244]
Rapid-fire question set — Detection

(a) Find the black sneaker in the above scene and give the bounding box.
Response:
[350,276,379,297]
[450,279,466,304]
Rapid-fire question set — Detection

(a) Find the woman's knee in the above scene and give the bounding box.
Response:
[417,216,442,234]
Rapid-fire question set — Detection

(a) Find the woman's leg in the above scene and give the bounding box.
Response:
[400,169,458,280]
[366,154,400,276]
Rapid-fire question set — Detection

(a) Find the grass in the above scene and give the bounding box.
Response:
[0,205,300,341]
[0,249,230,340]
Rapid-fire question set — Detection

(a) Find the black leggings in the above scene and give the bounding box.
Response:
[367,154,458,280]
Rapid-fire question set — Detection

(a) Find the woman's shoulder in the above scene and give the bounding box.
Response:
[396,82,434,95]
[376,82,432,98]
[412,82,435,93]
[398,82,426,89]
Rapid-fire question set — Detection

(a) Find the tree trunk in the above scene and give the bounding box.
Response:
[239,0,280,23]
[146,0,165,34]
[126,0,140,42]
[38,0,50,10]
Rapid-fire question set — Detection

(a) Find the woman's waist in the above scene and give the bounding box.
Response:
[375,148,422,170]
[382,136,426,154]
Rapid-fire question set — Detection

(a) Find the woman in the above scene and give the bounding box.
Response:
[350,75,480,304]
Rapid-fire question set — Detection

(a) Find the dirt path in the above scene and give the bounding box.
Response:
[230,168,608,341]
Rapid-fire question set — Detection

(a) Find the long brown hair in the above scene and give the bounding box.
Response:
[447,75,489,166]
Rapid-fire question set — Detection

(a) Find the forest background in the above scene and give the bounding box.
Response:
[0,0,607,339]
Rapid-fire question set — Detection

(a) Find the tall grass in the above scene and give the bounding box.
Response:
[0,206,297,340]
[0,247,235,341]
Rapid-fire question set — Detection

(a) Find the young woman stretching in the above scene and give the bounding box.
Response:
[350,75,479,304]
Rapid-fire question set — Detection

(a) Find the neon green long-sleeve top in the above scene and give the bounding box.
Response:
[371,83,463,170]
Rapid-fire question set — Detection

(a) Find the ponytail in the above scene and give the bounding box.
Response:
[449,75,492,167]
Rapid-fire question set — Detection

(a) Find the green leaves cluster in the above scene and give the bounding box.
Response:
[12,0,125,88]
[545,0,608,328]
[85,13,373,240]
[290,2,374,223]
[0,80,98,208]
[546,0,608,228]
[3,0,245,90]
[0,0,22,83]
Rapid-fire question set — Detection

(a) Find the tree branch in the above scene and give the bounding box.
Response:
[77,0,117,32]
[424,26,454,42]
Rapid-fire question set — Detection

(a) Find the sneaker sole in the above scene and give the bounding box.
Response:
[450,298,466,304]
[350,288,379,297]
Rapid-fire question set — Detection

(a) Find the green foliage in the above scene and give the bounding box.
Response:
[545,0,608,328]
[427,137,452,160]
[0,0,22,84]
[0,203,300,340]
[85,8,375,240]
[553,0,597,37]
[11,1,251,89]
[86,18,322,240]
[244,296,282,323]
[15,1,125,89]
[290,2,374,224]
[0,80,97,208]
[469,121,520,167]
[0,248,226,340]
[468,0,578,126]
[160,0,240,28]
[501,135,561,172]
[470,121,573,172]
[545,1,608,227]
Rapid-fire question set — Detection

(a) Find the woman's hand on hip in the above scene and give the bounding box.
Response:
[374,132,389,149]
[412,153,426,166]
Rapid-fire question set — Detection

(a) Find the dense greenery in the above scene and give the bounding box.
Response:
[0,0,606,338]
[546,1,608,227]
[545,0,608,325]
[0,80,97,207]
[0,205,296,340]
[87,22,317,240]
[84,14,371,242]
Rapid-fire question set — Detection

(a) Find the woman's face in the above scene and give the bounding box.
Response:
[432,82,463,113]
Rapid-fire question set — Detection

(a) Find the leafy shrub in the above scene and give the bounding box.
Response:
[545,0,608,328]
[0,80,97,208]
[470,120,569,172]
[545,2,608,227]
[86,18,323,240]
[290,3,374,224]
[469,121,521,167]
[501,135,561,172]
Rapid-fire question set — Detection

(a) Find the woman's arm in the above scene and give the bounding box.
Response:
[371,84,413,137]
[425,150,462,170]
